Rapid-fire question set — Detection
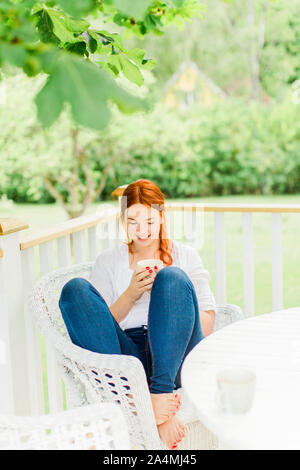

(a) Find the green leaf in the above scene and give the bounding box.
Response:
[125,47,156,70]
[112,12,128,27]
[63,17,90,33]
[106,54,122,72]
[36,10,90,45]
[47,9,78,44]
[125,48,145,64]
[39,49,61,73]
[144,13,158,31]
[31,2,44,14]
[99,61,120,77]
[35,54,146,131]
[35,70,64,127]
[56,0,97,18]
[36,10,60,45]
[119,55,144,86]
[84,31,98,53]
[86,31,109,55]
[114,0,152,19]
[65,41,87,56]
[141,58,156,70]
[96,30,123,49]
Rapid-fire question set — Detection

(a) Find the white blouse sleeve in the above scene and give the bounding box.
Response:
[187,247,217,314]
[90,255,115,308]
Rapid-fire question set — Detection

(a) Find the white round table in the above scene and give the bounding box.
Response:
[181,308,300,450]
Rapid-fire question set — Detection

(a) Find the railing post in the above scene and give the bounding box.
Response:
[242,212,255,317]
[271,213,283,311]
[214,212,227,304]
[0,218,31,415]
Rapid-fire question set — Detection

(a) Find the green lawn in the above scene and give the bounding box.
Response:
[2,194,300,412]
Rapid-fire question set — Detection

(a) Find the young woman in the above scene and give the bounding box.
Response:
[59,179,216,450]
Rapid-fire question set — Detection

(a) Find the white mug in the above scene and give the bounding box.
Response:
[215,368,256,414]
[137,259,164,278]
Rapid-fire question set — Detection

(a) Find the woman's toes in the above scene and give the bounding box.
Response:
[174,393,181,402]
[166,400,179,414]
[170,438,179,449]
[157,413,185,449]
[167,437,176,450]
[168,396,179,404]
[169,398,181,412]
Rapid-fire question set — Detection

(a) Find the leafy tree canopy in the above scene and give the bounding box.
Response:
[0,0,204,130]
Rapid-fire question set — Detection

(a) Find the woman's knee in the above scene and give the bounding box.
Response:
[155,265,191,287]
[154,267,195,311]
[60,277,91,302]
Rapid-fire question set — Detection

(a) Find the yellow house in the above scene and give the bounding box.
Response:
[162,61,227,110]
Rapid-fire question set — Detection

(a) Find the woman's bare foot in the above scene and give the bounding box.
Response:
[157,414,185,449]
[150,393,181,425]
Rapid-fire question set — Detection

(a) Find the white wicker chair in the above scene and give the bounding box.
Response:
[28,261,244,450]
[0,403,130,450]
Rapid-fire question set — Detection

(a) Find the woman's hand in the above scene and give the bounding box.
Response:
[199,310,216,337]
[127,265,161,302]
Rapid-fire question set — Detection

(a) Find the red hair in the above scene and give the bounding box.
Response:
[120,179,173,266]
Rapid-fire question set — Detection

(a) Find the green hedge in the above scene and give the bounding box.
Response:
[101,100,300,199]
[2,100,300,202]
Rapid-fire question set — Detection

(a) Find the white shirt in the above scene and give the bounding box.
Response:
[90,240,217,330]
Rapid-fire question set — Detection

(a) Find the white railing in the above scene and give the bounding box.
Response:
[0,198,300,417]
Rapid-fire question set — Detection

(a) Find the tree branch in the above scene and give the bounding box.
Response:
[43,175,67,210]
[79,149,96,212]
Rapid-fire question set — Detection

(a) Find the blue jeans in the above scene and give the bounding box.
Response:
[58,266,204,394]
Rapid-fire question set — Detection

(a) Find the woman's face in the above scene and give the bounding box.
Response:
[123,203,162,247]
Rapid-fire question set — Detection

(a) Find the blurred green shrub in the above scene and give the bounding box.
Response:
[101,99,300,199]
[1,99,300,203]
